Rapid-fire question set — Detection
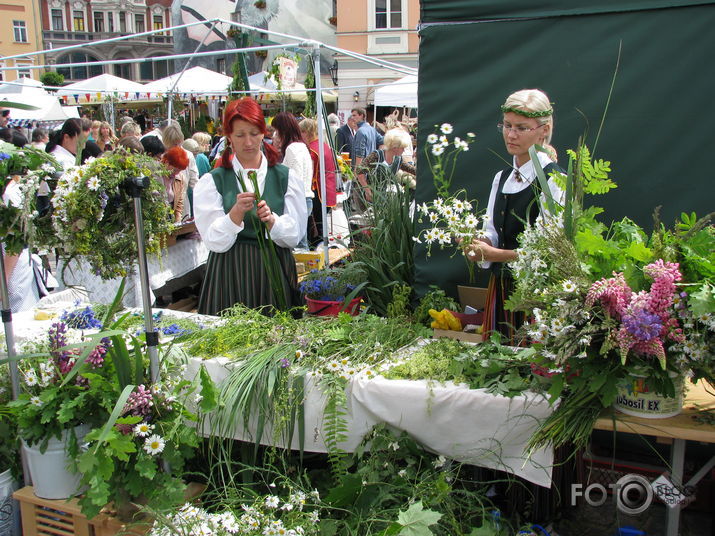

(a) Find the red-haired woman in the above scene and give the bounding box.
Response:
[193,97,308,314]
[161,146,190,223]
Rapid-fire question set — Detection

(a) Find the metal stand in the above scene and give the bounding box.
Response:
[123,176,160,382]
[0,247,32,485]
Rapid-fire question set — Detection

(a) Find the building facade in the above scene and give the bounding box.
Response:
[39,0,174,82]
[334,0,419,116]
[0,0,46,82]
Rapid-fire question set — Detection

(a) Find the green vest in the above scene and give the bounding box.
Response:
[209,164,290,243]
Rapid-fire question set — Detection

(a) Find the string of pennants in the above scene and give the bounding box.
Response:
[58,92,230,104]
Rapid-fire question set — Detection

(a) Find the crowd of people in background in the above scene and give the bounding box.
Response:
[1,102,418,313]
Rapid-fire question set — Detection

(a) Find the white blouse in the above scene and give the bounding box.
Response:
[282,142,314,198]
[481,150,564,268]
[50,145,77,171]
[193,153,307,252]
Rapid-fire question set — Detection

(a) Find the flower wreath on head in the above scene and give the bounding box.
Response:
[500,105,553,118]
[50,148,175,280]
[0,141,63,255]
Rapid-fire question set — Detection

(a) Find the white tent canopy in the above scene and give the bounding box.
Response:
[142,65,233,95]
[0,78,78,123]
[56,73,147,98]
[374,75,417,108]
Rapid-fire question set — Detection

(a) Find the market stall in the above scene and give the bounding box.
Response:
[0,78,78,128]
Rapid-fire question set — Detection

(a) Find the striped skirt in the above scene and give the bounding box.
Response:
[198,240,299,316]
[482,272,525,345]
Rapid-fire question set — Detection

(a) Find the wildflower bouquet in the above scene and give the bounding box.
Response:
[50,148,173,279]
[75,361,217,520]
[0,142,62,255]
[8,319,113,452]
[147,486,321,536]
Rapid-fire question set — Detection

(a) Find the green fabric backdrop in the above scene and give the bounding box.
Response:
[414,1,715,299]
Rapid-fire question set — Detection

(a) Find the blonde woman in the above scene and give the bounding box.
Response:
[163,123,199,218]
[355,128,415,202]
[466,88,564,341]
[191,131,212,176]
[96,121,117,151]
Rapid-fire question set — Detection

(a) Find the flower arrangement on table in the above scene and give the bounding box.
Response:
[0,141,62,255]
[298,263,367,303]
[50,148,174,279]
[504,145,715,452]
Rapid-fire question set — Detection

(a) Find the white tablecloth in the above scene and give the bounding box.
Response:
[188,357,555,488]
[57,238,209,307]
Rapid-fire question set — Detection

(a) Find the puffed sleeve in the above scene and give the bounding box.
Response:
[193,172,244,253]
[478,170,504,269]
[268,168,308,249]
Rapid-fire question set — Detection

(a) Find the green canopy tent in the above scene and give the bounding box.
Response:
[414,0,715,298]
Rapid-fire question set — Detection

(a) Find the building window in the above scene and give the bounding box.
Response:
[114,59,132,80]
[13,21,28,43]
[139,56,173,81]
[17,63,32,78]
[56,52,102,81]
[107,13,114,32]
[135,14,145,33]
[217,58,225,74]
[94,12,104,32]
[375,0,402,29]
[73,10,85,32]
[119,12,126,33]
[153,15,163,32]
[52,9,64,31]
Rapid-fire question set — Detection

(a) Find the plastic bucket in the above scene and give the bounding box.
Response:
[0,469,20,536]
[613,374,684,419]
[305,297,361,316]
[22,424,90,499]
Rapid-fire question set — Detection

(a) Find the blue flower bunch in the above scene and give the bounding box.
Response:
[60,306,103,330]
[298,264,366,301]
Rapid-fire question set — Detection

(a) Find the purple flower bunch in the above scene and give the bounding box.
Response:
[60,306,103,330]
[123,384,154,417]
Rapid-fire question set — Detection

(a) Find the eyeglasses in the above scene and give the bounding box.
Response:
[1,110,10,118]
[497,122,545,134]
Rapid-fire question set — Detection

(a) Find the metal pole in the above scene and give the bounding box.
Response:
[0,247,32,485]
[126,176,160,382]
[313,46,329,263]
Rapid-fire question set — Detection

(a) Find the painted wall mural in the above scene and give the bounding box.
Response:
[171,0,336,76]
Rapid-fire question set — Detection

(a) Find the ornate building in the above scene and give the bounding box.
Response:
[0,0,46,82]
[39,0,174,82]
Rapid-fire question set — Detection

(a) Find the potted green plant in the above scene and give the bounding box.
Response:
[298,263,367,316]
[8,317,113,499]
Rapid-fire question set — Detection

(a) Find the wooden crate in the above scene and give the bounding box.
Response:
[13,486,91,536]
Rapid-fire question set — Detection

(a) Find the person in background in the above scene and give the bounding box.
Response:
[299,117,337,247]
[45,118,83,170]
[141,119,171,143]
[160,146,190,223]
[79,118,103,163]
[117,136,144,153]
[356,128,415,202]
[120,121,142,138]
[191,132,212,175]
[0,108,10,128]
[90,120,101,141]
[31,128,49,151]
[163,124,199,218]
[336,115,356,160]
[327,113,340,147]
[141,136,166,159]
[193,97,307,314]
[96,121,117,151]
[465,88,564,341]
[272,112,313,250]
[351,107,384,169]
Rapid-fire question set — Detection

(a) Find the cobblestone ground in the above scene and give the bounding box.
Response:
[550,502,712,536]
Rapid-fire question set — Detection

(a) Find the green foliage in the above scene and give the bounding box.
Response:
[349,171,415,316]
[414,288,460,326]
[40,71,64,89]
[394,501,442,535]
[386,284,413,319]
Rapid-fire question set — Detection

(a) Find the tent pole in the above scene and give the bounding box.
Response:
[313,45,329,262]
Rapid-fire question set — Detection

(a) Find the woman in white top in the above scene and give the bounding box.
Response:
[193,98,307,315]
[465,88,564,341]
[271,112,313,250]
[45,118,82,171]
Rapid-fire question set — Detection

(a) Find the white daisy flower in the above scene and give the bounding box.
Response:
[327,360,341,372]
[562,280,577,293]
[24,369,38,387]
[432,145,445,156]
[428,212,438,223]
[30,396,42,407]
[433,455,447,468]
[86,176,100,191]
[464,214,479,228]
[133,422,154,437]
[440,123,453,134]
[295,350,303,359]
[265,495,280,509]
[426,133,438,144]
[143,434,165,455]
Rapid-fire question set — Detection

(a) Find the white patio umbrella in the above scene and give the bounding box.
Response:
[57,73,147,102]
[374,75,418,108]
[0,78,77,125]
[142,65,233,95]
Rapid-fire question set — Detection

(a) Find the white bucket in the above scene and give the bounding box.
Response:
[0,469,20,536]
[613,373,684,419]
[22,425,90,500]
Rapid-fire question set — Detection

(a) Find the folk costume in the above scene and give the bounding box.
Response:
[193,153,307,315]
[481,150,563,340]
